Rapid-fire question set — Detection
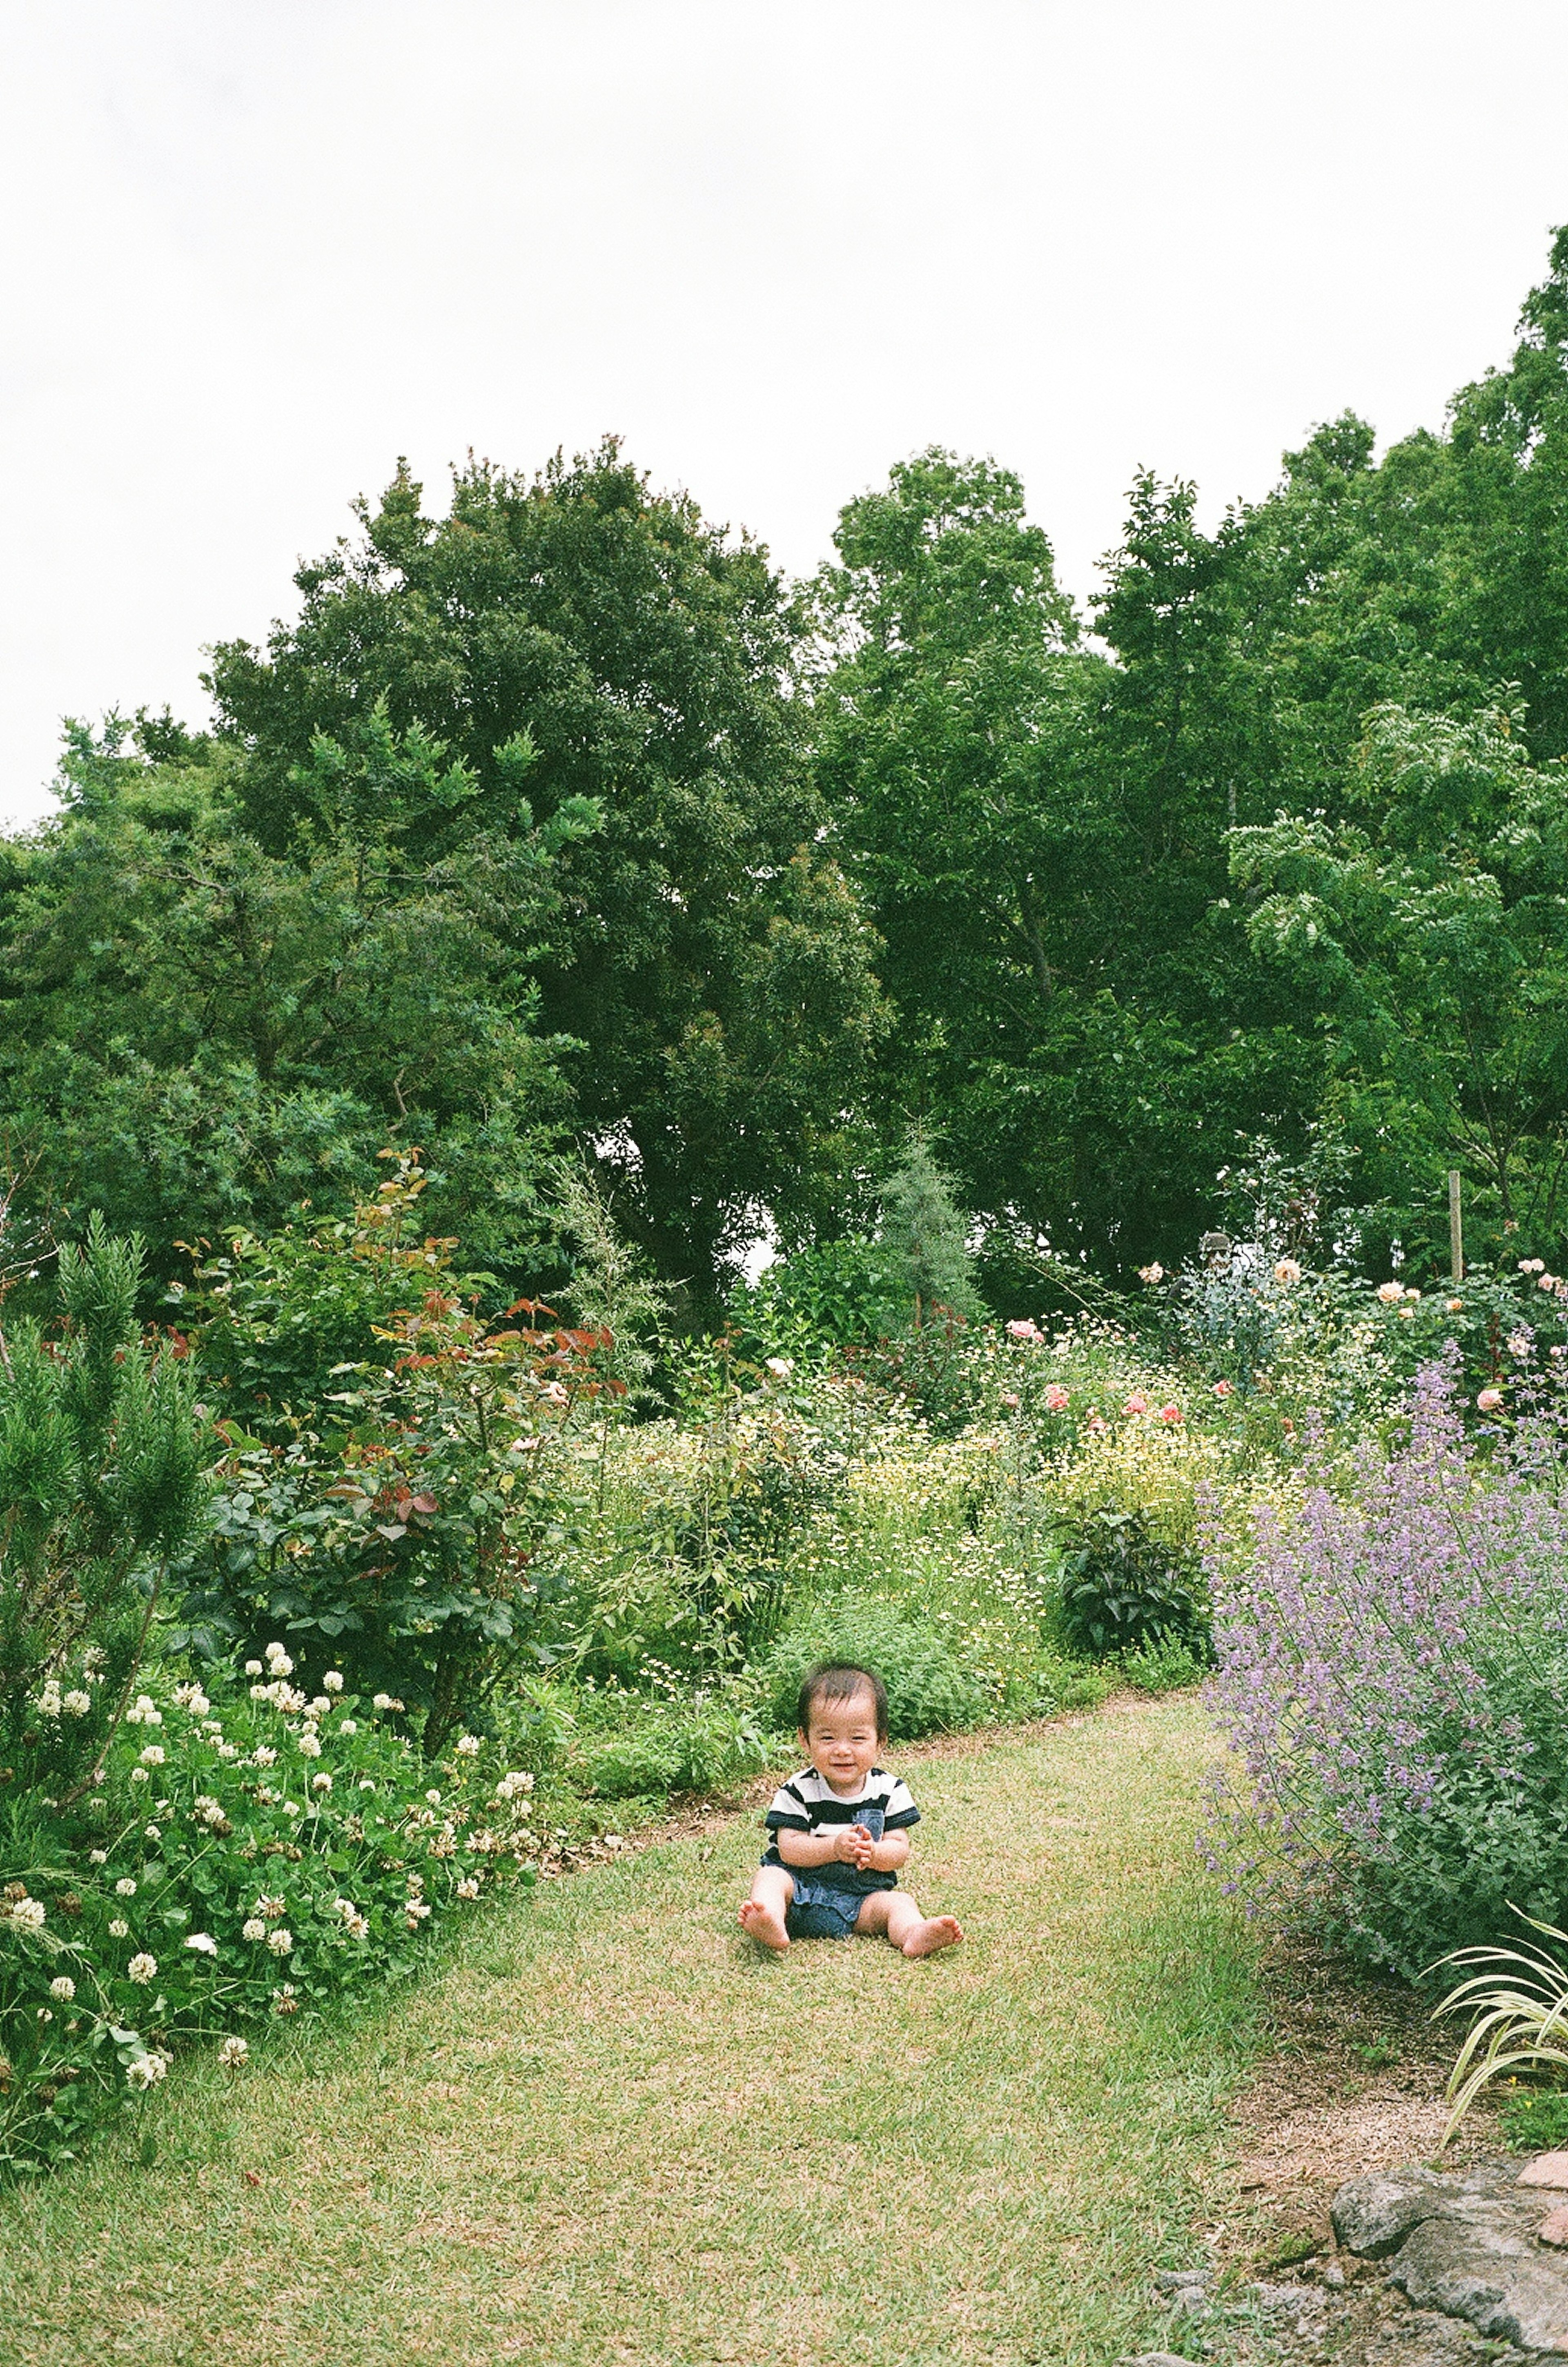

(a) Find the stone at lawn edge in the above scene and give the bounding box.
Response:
[1389,2201,1568,2351]
[1117,2356,1194,2367]
[1541,2206,1568,2249]
[1331,2166,1458,2258]
[1519,2153,1568,2190]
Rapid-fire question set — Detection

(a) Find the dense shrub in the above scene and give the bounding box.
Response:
[1053,1509,1207,1660]
[1,1218,210,1804]
[1207,1357,1568,1979]
[0,1654,538,2175]
[760,1601,992,1741]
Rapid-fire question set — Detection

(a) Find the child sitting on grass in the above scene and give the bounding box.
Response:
[738,1660,963,1958]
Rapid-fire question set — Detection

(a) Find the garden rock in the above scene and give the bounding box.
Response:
[1334,2159,1568,2353]
[1332,2164,1460,2257]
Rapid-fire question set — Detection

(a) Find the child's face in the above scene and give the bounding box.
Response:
[799,1685,883,1794]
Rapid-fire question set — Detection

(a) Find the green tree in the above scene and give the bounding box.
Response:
[878,1133,979,1324]
[205,443,886,1309]
[0,709,592,1282]
[1230,699,1568,1264]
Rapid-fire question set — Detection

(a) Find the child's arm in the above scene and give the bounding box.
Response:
[866,1830,910,1874]
[775,1825,878,1870]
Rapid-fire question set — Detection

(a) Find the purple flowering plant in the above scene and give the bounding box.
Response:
[1205,1349,1568,1981]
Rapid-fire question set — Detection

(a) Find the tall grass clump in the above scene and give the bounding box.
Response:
[1206,1355,1568,1980]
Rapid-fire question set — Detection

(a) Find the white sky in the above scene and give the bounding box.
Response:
[3,0,1568,829]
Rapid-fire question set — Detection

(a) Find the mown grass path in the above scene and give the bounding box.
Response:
[0,1697,1259,2366]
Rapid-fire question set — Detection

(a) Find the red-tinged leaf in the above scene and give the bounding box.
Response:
[410,1493,437,1514]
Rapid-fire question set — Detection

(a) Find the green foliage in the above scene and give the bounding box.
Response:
[878,1134,980,1324]
[170,1148,488,1434]
[1120,1633,1209,1695]
[177,1275,607,1752]
[0,1217,210,1801]
[1053,1509,1206,1662]
[760,1602,992,1742]
[570,1689,766,1801]
[204,444,887,1306]
[0,1658,538,2177]
[1499,2088,1568,2152]
[0,713,587,1285]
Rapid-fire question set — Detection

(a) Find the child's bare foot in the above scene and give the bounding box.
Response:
[900,1913,963,1959]
[739,1899,789,1951]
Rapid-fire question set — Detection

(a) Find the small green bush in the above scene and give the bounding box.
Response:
[1053,1509,1207,1661]
[572,1693,766,1801]
[1120,1634,1209,1694]
[760,1601,992,1742]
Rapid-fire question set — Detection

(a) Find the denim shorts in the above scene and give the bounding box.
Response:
[783,1874,891,1941]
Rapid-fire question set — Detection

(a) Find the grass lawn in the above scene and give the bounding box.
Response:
[0,1695,1260,2366]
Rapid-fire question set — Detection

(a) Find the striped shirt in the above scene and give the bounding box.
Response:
[762,1765,921,1893]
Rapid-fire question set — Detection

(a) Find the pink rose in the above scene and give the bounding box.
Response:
[1158,1403,1182,1424]
[1044,1386,1070,1413]
[1477,1387,1504,1412]
[1001,1391,1020,1410]
[1123,1392,1149,1417]
[1212,1380,1233,1398]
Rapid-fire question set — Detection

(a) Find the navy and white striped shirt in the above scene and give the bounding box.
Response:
[762,1765,921,1893]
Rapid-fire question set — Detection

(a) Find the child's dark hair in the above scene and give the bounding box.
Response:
[797,1660,888,1741]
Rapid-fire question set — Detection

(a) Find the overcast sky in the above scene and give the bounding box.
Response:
[3,0,1568,829]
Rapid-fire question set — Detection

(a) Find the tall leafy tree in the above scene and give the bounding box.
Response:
[206,443,884,1308]
[0,709,589,1276]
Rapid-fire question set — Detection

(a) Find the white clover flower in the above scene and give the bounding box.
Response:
[193,1796,225,1829]
[108,1917,129,1939]
[127,1952,158,1984]
[125,1696,163,1727]
[309,1696,331,1718]
[172,1682,210,1714]
[218,1741,239,1760]
[253,1746,278,1767]
[283,1801,302,1819]
[138,1744,166,1767]
[130,1767,149,1784]
[244,1659,263,1677]
[337,1719,358,1737]
[242,1917,267,1943]
[255,1894,285,1918]
[456,1877,480,1899]
[312,1772,332,1793]
[263,1642,293,1674]
[125,2048,169,2091]
[36,1681,62,1716]
[454,1734,481,1757]
[405,1900,432,1924]
[115,1877,137,1898]
[425,1789,441,1805]
[344,1912,369,1941]
[217,2036,249,2068]
[298,1730,323,1759]
[185,1932,218,1957]
[49,1976,75,2002]
[358,1776,376,1792]
[271,1982,298,2013]
[323,1669,344,1693]
[266,1928,294,1956]
[88,1849,107,1866]
[62,1688,91,1716]
[144,1823,162,1841]
[405,1872,425,1895]
[373,1693,394,1711]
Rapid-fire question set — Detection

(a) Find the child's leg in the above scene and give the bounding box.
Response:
[739,1865,795,1951]
[854,1889,963,1958]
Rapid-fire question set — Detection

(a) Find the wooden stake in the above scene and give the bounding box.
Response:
[1450,1170,1464,1283]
